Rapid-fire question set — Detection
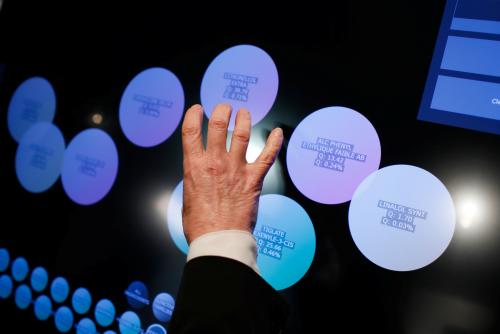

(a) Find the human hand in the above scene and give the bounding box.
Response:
[181,103,284,244]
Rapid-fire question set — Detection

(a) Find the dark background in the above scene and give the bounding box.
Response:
[1,1,500,333]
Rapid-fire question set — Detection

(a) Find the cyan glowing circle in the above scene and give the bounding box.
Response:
[254,194,316,290]
[72,287,92,314]
[146,324,167,334]
[15,122,65,193]
[31,266,49,292]
[61,128,119,205]
[166,180,188,254]
[11,257,29,282]
[95,299,115,327]
[119,311,142,334]
[34,295,53,321]
[0,275,13,299]
[0,248,9,272]
[54,306,74,333]
[14,284,32,309]
[50,277,70,303]
[125,281,149,310]
[7,77,56,142]
[287,106,381,204]
[349,165,456,271]
[119,67,185,147]
[152,292,175,323]
[201,44,279,130]
[77,318,97,334]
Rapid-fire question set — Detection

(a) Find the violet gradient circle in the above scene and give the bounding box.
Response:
[286,106,381,204]
[200,44,279,130]
[119,67,185,147]
[61,129,118,205]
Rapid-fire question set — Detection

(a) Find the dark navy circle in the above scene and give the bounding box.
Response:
[125,281,149,310]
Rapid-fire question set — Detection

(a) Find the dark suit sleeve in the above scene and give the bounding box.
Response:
[168,256,289,334]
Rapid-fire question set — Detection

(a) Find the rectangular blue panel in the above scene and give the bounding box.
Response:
[451,17,500,35]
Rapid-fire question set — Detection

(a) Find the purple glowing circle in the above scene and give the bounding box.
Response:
[286,106,381,204]
[61,129,118,205]
[119,67,185,147]
[200,44,279,130]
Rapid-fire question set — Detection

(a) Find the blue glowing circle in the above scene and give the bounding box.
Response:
[119,311,142,334]
[54,306,74,333]
[201,45,279,130]
[72,287,92,314]
[349,165,456,271]
[152,292,175,323]
[0,248,9,272]
[146,324,167,334]
[31,266,49,292]
[61,128,119,205]
[15,284,32,309]
[7,77,56,142]
[76,318,97,334]
[119,67,185,147]
[125,281,149,310]
[0,275,13,299]
[34,295,53,321]
[15,122,65,193]
[11,257,29,282]
[104,331,117,334]
[50,277,70,303]
[94,299,116,327]
[166,180,188,254]
[254,194,316,290]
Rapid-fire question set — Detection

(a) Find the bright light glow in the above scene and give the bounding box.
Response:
[155,191,172,218]
[91,113,103,125]
[457,192,489,230]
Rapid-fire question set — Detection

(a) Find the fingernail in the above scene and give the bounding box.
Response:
[274,127,283,137]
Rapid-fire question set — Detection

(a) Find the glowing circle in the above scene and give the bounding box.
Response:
[125,281,149,310]
[0,248,9,272]
[61,128,119,205]
[104,332,117,334]
[51,277,70,303]
[201,44,279,130]
[349,165,456,271]
[77,318,97,334]
[15,284,32,309]
[34,295,52,321]
[7,77,56,142]
[95,299,115,327]
[166,180,188,254]
[287,106,381,204]
[146,324,167,334]
[54,306,74,333]
[12,257,29,282]
[31,266,49,292]
[72,287,92,314]
[119,67,185,147]
[152,292,175,323]
[119,311,142,334]
[0,275,13,299]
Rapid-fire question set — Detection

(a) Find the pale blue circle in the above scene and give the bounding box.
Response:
[7,77,56,142]
[15,122,66,193]
[11,257,29,282]
[166,180,188,254]
[54,306,74,333]
[146,324,167,334]
[0,248,9,272]
[94,299,115,327]
[119,67,185,147]
[152,292,175,323]
[31,266,49,292]
[0,275,13,299]
[50,277,70,303]
[125,281,149,310]
[104,331,117,334]
[72,287,92,314]
[119,311,142,334]
[61,128,119,205]
[349,165,456,271]
[15,284,32,309]
[76,318,97,334]
[255,194,316,290]
[34,295,53,321]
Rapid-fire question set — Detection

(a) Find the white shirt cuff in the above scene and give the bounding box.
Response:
[187,230,260,275]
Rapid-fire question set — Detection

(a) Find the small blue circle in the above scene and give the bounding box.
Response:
[94,299,115,327]
[152,293,175,323]
[54,306,74,333]
[72,287,92,314]
[31,266,49,292]
[7,76,57,142]
[146,324,167,334]
[15,284,32,309]
[0,248,10,272]
[11,257,29,282]
[0,275,13,299]
[76,318,97,334]
[119,311,142,334]
[34,295,53,321]
[50,277,70,303]
[125,281,149,310]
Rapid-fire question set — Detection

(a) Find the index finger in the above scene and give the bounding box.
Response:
[182,104,204,159]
